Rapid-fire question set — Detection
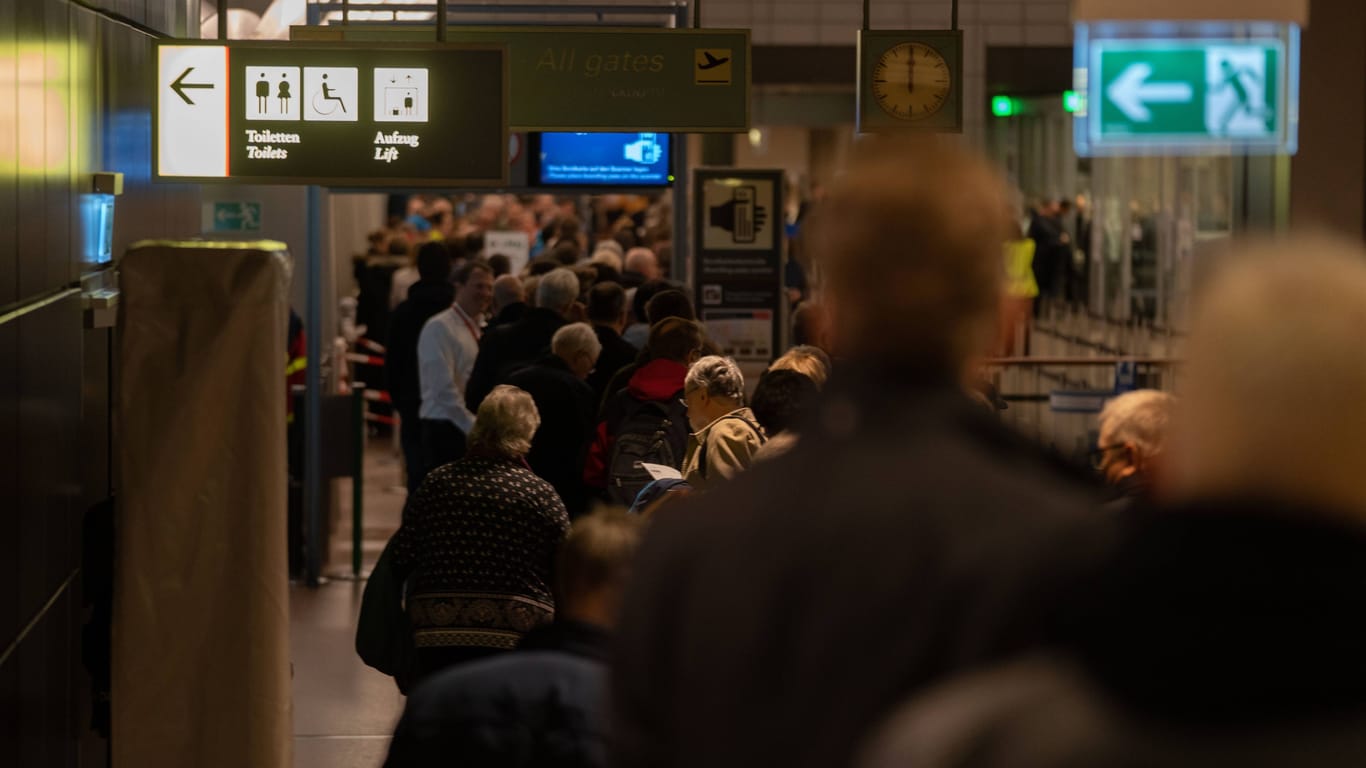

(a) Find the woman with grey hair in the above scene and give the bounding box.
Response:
[680,355,767,490]
[392,385,570,684]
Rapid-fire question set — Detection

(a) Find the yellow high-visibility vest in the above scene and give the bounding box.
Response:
[1004,239,1039,299]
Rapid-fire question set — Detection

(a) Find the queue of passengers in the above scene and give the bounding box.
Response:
[365,135,1366,768]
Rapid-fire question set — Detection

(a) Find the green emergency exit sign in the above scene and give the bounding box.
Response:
[1076,26,1300,156]
[211,202,262,231]
[1100,43,1280,136]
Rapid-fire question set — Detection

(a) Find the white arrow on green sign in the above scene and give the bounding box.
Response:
[1091,38,1286,146]
[1105,62,1194,122]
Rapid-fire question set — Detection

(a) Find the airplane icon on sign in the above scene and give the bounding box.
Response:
[698,51,730,70]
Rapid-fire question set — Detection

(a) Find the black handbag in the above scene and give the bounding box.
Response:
[355,536,415,693]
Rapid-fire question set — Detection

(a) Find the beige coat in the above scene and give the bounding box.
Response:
[681,407,765,491]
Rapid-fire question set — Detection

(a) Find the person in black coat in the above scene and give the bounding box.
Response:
[385,242,453,493]
[585,282,638,403]
[465,267,580,411]
[609,137,1113,768]
[504,324,602,518]
[485,273,527,331]
[860,239,1366,768]
[385,509,646,768]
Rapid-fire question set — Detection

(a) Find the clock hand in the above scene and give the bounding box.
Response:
[907,52,915,95]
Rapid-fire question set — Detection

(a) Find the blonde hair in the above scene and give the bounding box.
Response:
[556,508,645,601]
[770,345,831,389]
[1168,236,1366,513]
[468,385,540,459]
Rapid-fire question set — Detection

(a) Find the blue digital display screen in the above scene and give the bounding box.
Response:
[537,132,672,187]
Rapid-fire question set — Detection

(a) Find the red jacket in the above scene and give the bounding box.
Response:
[583,359,689,490]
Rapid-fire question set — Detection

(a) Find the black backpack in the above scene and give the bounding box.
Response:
[606,394,691,506]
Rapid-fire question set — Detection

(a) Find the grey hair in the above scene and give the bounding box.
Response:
[589,249,623,273]
[1099,390,1177,457]
[686,355,745,401]
[552,322,602,363]
[537,268,581,313]
[469,385,541,459]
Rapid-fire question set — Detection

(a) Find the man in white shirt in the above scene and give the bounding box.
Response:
[416,260,494,482]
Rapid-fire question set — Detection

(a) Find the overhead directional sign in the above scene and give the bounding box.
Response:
[1074,23,1300,156]
[155,41,508,186]
[292,26,750,132]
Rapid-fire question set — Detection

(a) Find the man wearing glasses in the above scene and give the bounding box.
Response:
[1093,389,1176,511]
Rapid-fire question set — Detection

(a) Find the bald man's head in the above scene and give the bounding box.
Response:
[625,247,661,281]
[492,274,524,312]
[807,135,1012,374]
[1165,237,1366,515]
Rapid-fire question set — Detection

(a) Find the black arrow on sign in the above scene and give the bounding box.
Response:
[171,66,215,105]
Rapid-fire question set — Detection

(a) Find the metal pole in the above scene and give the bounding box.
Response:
[952,0,958,31]
[693,0,701,28]
[671,3,691,284]
[437,0,447,41]
[673,135,689,285]
[305,185,324,587]
[862,0,869,30]
[218,0,228,39]
[342,0,350,25]
[351,382,365,578]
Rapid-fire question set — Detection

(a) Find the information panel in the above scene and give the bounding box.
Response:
[155,41,508,185]
[293,26,750,132]
[535,132,672,187]
[1074,22,1299,156]
[693,170,785,363]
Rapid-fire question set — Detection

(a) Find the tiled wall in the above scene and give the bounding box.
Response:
[0,0,205,765]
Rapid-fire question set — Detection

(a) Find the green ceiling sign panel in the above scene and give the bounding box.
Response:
[1074,23,1300,156]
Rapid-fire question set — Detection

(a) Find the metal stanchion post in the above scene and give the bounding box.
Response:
[352,381,365,578]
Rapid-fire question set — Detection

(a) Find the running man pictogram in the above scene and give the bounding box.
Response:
[1212,58,1271,135]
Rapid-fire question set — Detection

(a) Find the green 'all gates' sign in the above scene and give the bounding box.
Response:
[1096,42,1281,141]
[292,26,750,132]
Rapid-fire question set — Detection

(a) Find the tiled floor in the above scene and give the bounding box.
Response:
[292,438,407,768]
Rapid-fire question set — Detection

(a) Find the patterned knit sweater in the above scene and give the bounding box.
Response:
[392,455,570,650]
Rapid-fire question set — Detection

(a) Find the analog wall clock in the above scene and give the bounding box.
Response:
[871,41,953,121]
[858,30,964,133]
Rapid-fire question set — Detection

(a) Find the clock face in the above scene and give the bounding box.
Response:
[871,42,953,121]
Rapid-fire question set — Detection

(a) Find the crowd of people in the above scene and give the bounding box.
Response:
[361,136,1366,768]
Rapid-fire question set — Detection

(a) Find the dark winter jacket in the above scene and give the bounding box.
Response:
[586,324,639,403]
[486,301,528,331]
[610,366,1112,768]
[465,307,566,410]
[386,280,455,414]
[862,499,1366,768]
[384,620,610,768]
[505,354,597,518]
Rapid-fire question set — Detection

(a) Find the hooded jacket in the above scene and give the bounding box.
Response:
[583,358,689,490]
